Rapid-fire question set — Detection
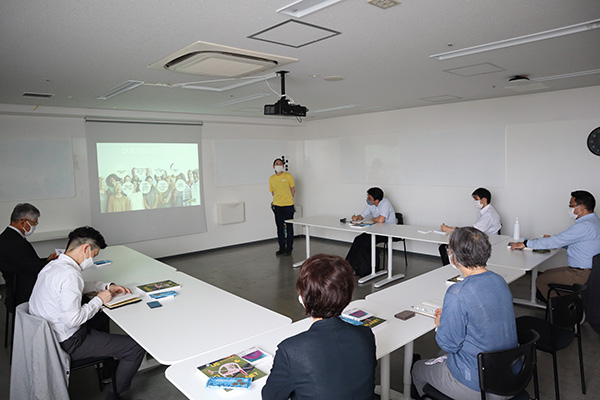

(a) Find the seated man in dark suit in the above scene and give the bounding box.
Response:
[262,254,376,400]
[0,203,57,307]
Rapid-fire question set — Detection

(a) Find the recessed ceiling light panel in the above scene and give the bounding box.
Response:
[277,0,346,18]
[430,18,600,60]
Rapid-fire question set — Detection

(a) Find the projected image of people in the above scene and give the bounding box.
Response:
[96,143,201,214]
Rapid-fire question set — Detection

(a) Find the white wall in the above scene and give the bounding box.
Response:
[295,86,600,269]
[1,85,599,269]
[0,105,301,259]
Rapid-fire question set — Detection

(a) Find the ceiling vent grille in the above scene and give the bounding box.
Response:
[367,0,400,9]
[22,92,54,99]
[149,41,297,78]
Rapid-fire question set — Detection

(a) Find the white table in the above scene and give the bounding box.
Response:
[366,264,526,399]
[165,318,313,400]
[164,298,432,400]
[365,224,510,288]
[488,238,561,308]
[81,245,177,283]
[287,216,511,288]
[82,246,292,365]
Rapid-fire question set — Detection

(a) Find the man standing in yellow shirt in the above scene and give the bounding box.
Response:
[270,158,295,256]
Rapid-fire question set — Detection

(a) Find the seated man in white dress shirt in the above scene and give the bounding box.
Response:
[29,226,145,400]
[441,187,501,236]
[345,187,397,277]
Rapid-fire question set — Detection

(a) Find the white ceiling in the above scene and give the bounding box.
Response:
[1,0,599,120]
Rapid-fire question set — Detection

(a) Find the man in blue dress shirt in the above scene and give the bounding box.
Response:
[510,190,600,300]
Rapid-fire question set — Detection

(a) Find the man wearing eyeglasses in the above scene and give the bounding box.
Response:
[0,203,57,306]
[510,190,600,300]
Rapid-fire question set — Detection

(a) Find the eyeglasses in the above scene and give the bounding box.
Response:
[569,203,579,208]
[23,219,39,226]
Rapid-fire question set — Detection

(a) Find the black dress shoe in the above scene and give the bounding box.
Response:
[276,250,285,255]
[283,249,292,256]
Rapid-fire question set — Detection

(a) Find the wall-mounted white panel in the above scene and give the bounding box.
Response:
[0,137,75,201]
[213,139,288,187]
[340,134,401,184]
[216,202,245,225]
[398,126,505,187]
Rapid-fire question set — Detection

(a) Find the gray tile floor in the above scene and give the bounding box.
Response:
[1,237,598,399]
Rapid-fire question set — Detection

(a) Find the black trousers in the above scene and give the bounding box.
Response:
[272,205,295,251]
[61,316,145,400]
[345,233,387,277]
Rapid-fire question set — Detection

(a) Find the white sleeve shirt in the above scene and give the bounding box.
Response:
[29,254,110,342]
[473,204,502,235]
[361,198,397,224]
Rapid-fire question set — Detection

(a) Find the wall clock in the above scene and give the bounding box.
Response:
[588,127,600,156]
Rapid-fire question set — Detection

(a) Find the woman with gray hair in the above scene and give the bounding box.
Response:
[412,227,517,400]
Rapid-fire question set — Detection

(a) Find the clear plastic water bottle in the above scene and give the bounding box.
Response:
[513,217,520,240]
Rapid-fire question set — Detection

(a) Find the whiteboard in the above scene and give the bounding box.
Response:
[398,126,505,187]
[340,133,401,184]
[0,137,75,201]
[214,139,288,186]
[339,126,505,187]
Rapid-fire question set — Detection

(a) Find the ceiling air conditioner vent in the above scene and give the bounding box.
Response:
[164,51,278,78]
[149,41,298,78]
[22,92,54,99]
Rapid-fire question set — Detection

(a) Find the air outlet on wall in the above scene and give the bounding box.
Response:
[22,92,54,99]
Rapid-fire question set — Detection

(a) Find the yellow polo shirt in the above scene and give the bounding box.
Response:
[269,172,295,206]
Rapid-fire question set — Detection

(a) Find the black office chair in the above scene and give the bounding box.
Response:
[11,302,118,396]
[516,284,586,400]
[2,272,17,349]
[71,357,117,393]
[423,329,540,400]
[378,212,408,269]
[438,243,449,266]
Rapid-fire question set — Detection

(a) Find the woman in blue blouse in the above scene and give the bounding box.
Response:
[412,227,517,400]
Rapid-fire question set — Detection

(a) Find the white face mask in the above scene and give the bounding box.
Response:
[298,295,305,308]
[80,246,95,270]
[274,165,284,173]
[448,251,460,271]
[473,199,483,210]
[569,206,579,220]
[23,221,36,237]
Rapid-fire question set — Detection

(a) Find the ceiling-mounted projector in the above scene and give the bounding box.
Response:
[264,71,308,117]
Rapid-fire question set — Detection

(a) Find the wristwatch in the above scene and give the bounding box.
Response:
[523,239,528,247]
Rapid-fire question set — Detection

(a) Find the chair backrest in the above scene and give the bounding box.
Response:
[10,303,70,400]
[439,244,450,266]
[548,284,586,330]
[1,271,17,311]
[477,329,540,399]
[395,212,404,225]
[582,254,600,332]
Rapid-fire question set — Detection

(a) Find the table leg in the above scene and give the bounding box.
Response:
[530,267,538,303]
[381,354,390,400]
[375,352,407,400]
[374,236,405,288]
[293,225,310,268]
[403,341,414,400]
[512,267,545,309]
[358,233,387,283]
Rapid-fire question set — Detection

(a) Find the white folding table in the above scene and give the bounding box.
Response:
[287,216,511,288]
[366,264,526,399]
[488,238,561,308]
[82,246,292,365]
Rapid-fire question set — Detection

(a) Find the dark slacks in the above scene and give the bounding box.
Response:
[345,233,387,277]
[272,205,295,251]
[61,321,145,400]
